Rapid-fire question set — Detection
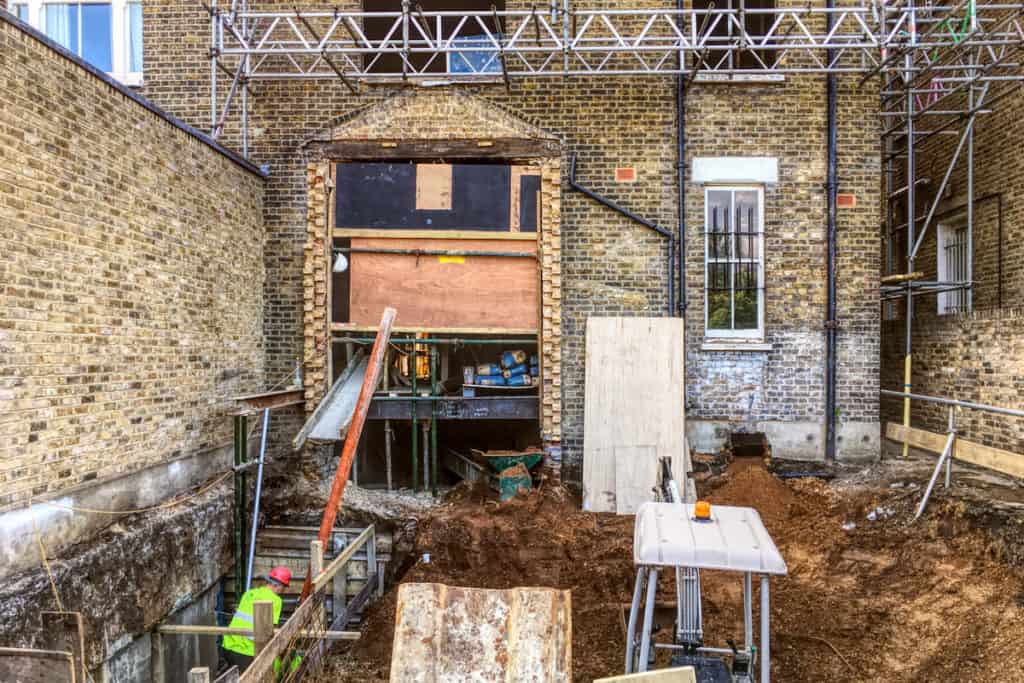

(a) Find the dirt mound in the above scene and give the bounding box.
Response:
[341,482,636,682]
[326,463,1024,683]
[704,458,799,528]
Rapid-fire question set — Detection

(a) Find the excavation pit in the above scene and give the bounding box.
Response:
[318,456,1024,682]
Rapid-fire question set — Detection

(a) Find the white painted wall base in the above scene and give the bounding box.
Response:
[686,419,881,462]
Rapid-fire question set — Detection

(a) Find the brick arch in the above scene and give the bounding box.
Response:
[307,89,560,145]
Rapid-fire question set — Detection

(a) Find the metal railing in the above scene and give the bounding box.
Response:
[881,389,1024,518]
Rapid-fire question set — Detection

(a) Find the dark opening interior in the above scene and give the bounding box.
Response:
[361,0,506,74]
[692,0,775,70]
[333,339,541,489]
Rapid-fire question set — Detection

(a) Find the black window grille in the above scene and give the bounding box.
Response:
[706,188,763,333]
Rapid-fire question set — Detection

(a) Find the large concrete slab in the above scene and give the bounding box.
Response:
[390,583,572,682]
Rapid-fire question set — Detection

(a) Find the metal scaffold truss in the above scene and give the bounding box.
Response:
[205,1,1024,139]
[205,0,1024,340]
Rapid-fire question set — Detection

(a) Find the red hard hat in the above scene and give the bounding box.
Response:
[268,566,292,587]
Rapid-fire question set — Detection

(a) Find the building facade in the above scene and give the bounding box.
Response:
[881,84,1024,456]
[130,0,882,477]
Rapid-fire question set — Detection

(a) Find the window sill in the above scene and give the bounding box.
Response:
[693,73,786,84]
[701,340,772,352]
[109,72,144,88]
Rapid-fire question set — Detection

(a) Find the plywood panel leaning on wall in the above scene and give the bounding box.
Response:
[583,317,687,514]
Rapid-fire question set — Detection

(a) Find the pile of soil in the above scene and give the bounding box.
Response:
[323,461,1024,682]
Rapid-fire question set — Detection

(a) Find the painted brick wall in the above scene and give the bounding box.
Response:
[881,85,1024,453]
[134,0,881,476]
[0,18,266,509]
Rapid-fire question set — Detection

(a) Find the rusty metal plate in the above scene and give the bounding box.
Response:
[390,583,572,682]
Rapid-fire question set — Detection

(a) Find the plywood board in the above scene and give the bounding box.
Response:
[415,164,452,210]
[583,317,687,513]
[615,445,658,515]
[886,422,1024,479]
[595,667,697,682]
[348,238,539,330]
[389,583,572,683]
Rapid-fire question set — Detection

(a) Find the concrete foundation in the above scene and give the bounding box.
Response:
[0,486,232,677]
[687,419,881,462]
[0,442,247,579]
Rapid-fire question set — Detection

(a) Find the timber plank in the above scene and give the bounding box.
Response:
[886,422,1024,479]
[347,238,538,330]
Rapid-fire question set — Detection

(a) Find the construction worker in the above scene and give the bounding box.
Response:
[221,566,291,673]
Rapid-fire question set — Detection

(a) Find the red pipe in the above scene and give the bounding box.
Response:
[299,306,396,602]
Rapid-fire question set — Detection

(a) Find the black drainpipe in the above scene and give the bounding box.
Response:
[825,0,839,462]
[568,154,676,316]
[677,0,686,316]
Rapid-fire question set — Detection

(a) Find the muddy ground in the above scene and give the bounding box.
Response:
[320,458,1024,682]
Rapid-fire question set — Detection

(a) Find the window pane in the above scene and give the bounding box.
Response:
[45,4,78,53]
[734,289,759,329]
[81,3,113,72]
[450,35,500,74]
[707,290,731,330]
[734,262,759,330]
[707,190,731,260]
[734,189,759,259]
[14,3,29,21]
[128,1,143,72]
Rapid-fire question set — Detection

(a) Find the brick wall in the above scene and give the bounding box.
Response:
[135,0,882,476]
[0,17,266,509]
[881,85,1024,453]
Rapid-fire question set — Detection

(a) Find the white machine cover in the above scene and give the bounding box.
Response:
[633,502,788,575]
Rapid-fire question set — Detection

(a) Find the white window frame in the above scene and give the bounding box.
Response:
[704,185,766,340]
[9,0,143,86]
[937,217,971,315]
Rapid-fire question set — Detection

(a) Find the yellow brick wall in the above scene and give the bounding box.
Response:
[0,19,266,509]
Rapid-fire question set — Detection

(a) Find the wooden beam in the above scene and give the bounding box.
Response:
[881,271,925,284]
[156,625,359,640]
[40,612,84,683]
[0,647,73,661]
[333,228,537,241]
[252,602,274,656]
[331,322,538,336]
[232,388,304,412]
[312,526,373,591]
[189,668,211,683]
[214,666,240,683]
[151,631,165,683]
[310,138,560,161]
[886,422,1024,479]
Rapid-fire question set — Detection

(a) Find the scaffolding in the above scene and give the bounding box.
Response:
[205,0,1024,447]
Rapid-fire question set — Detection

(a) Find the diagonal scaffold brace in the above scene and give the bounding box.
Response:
[298,306,396,603]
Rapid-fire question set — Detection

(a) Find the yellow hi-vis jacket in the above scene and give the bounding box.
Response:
[222,585,283,657]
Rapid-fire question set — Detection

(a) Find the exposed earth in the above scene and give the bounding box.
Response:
[318,456,1024,682]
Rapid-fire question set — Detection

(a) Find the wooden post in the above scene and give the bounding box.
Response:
[300,306,396,603]
[253,601,274,656]
[151,631,165,683]
[333,535,349,629]
[40,612,84,683]
[188,667,211,683]
[310,540,324,580]
[311,539,326,630]
[367,527,381,598]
